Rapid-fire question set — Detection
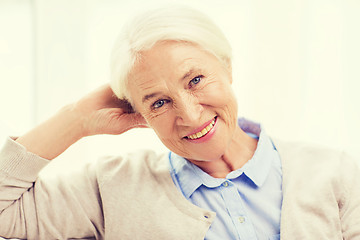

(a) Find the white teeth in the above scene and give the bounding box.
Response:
[186,118,216,140]
[201,128,207,135]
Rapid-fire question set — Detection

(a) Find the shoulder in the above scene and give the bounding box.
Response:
[93,149,169,186]
[272,138,357,170]
[273,138,359,194]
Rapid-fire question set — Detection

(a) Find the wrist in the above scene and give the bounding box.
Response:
[69,101,97,137]
[61,103,89,139]
[16,104,86,160]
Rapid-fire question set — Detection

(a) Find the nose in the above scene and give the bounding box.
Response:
[174,93,203,126]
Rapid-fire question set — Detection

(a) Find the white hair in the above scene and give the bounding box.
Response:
[110,5,232,104]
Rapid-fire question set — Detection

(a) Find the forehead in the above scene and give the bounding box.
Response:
[130,41,215,81]
[127,41,222,108]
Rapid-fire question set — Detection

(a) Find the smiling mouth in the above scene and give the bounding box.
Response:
[185,117,217,140]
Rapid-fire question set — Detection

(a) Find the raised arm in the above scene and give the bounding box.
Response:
[0,85,147,239]
[16,85,147,160]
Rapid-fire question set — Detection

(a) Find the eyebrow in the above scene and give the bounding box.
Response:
[142,92,161,104]
[141,68,199,104]
[180,68,196,82]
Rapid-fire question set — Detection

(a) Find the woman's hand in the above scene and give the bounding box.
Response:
[16,85,148,160]
[74,85,148,136]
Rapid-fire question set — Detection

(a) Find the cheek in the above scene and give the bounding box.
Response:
[146,113,175,139]
[201,84,238,126]
[226,90,238,114]
[201,82,236,108]
[223,93,238,126]
[151,120,190,155]
[139,106,165,126]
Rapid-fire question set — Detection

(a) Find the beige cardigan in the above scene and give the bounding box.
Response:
[0,137,359,240]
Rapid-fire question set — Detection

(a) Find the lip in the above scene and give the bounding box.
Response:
[184,116,218,143]
[185,117,216,137]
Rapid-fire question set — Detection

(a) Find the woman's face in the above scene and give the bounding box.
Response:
[128,41,238,162]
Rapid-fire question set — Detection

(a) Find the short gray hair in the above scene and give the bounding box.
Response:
[110,5,232,103]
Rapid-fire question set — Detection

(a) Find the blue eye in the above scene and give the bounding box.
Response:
[189,76,202,87]
[152,99,166,109]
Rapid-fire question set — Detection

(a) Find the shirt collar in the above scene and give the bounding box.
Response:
[169,152,205,198]
[169,118,277,198]
[236,122,276,187]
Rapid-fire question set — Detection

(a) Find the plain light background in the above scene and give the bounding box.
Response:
[0,0,359,176]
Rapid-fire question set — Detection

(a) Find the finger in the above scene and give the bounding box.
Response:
[112,98,134,113]
[129,113,149,128]
[116,113,149,134]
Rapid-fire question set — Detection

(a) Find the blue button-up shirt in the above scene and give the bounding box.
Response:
[169,118,282,240]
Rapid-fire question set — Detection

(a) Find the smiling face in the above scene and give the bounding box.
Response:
[127,41,238,162]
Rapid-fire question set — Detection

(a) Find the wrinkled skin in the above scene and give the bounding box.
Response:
[128,41,257,177]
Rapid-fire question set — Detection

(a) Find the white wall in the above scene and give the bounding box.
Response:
[1,0,359,175]
[0,0,34,136]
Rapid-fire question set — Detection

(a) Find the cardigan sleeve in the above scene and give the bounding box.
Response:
[0,137,104,240]
[339,152,360,239]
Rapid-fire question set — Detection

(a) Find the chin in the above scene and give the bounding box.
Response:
[184,140,229,162]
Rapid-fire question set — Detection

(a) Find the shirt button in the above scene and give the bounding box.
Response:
[222,181,229,187]
[238,216,245,223]
[204,213,211,219]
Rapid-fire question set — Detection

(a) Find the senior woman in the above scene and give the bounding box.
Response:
[0,6,359,240]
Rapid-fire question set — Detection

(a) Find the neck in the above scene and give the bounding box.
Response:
[191,126,258,178]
